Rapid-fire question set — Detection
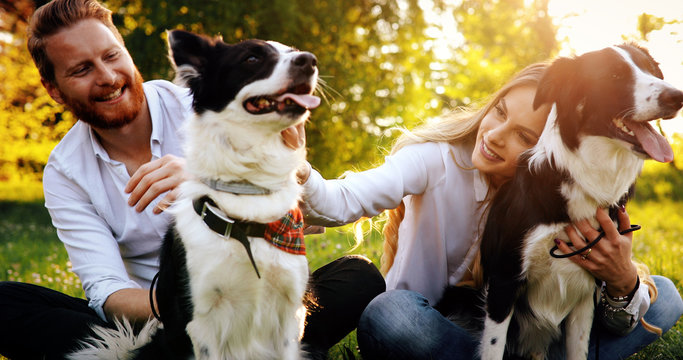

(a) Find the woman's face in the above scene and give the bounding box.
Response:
[472,85,550,188]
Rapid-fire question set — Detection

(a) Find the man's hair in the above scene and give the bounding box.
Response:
[27,0,124,84]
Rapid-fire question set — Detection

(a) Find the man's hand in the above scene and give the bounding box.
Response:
[125,154,192,214]
[126,124,305,214]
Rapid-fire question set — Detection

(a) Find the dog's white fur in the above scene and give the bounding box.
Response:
[69,319,159,360]
[165,40,313,360]
[171,193,309,359]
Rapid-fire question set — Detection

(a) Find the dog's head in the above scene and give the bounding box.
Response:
[533,43,683,163]
[167,30,320,132]
[166,30,320,192]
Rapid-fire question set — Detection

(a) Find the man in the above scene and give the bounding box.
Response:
[0,1,384,358]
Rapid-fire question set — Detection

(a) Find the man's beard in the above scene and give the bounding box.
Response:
[61,69,145,130]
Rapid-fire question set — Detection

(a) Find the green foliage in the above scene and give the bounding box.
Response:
[636,13,681,42]
[0,2,74,201]
[444,0,556,106]
[625,201,683,360]
[101,0,557,178]
[628,201,683,288]
[1,0,557,196]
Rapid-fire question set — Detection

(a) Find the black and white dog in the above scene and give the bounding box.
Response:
[439,44,683,359]
[70,30,320,360]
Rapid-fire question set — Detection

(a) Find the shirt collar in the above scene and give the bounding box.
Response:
[473,169,489,202]
[144,82,163,159]
[88,125,110,162]
[454,141,489,203]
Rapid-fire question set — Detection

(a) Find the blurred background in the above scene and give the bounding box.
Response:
[0,0,681,199]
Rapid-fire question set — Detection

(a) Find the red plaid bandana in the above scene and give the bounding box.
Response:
[264,207,306,255]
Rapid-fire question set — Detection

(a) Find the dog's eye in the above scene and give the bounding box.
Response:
[245,55,260,64]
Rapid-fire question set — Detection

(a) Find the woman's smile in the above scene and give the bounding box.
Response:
[480,138,503,162]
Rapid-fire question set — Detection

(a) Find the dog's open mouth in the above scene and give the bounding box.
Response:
[244,84,321,115]
[612,117,673,162]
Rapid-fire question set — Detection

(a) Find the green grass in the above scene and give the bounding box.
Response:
[0,202,83,298]
[0,201,681,359]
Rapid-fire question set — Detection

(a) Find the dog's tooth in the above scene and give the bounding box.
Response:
[613,118,635,137]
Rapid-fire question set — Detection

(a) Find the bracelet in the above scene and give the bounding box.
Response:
[599,295,627,320]
[605,276,639,303]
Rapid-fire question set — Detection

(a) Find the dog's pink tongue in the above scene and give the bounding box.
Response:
[626,120,674,163]
[275,93,321,110]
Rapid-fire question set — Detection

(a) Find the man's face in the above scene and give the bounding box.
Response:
[42,18,144,129]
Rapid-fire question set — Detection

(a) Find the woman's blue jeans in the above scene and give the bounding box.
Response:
[357,276,683,360]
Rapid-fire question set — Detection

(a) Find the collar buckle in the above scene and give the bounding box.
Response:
[201,201,234,238]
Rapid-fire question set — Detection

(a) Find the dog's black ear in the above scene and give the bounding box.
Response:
[534,56,587,150]
[167,30,214,88]
[533,57,577,110]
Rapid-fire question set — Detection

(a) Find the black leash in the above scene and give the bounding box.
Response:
[550,224,641,258]
[150,271,162,321]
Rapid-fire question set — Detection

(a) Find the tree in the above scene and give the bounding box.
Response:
[105,0,557,177]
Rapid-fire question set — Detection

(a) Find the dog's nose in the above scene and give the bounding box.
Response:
[659,87,683,111]
[293,52,317,76]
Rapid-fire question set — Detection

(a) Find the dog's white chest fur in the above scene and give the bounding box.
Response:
[173,197,309,360]
[517,224,596,358]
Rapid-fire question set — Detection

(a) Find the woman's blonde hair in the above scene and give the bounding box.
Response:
[380,62,549,274]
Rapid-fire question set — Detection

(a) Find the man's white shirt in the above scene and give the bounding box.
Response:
[43,80,192,320]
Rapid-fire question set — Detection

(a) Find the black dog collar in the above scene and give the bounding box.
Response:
[193,196,265,278]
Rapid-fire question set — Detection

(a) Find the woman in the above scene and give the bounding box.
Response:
[299,63,683,359]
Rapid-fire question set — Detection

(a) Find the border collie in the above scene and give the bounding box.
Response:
[438,44,683,359]
[70,30,320,360]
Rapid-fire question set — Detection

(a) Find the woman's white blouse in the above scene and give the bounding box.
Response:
[302,140,650,332]
[302,141,489,304]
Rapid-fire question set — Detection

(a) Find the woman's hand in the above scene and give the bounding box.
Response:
[556,207,639,297]
[125,154,193,214]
